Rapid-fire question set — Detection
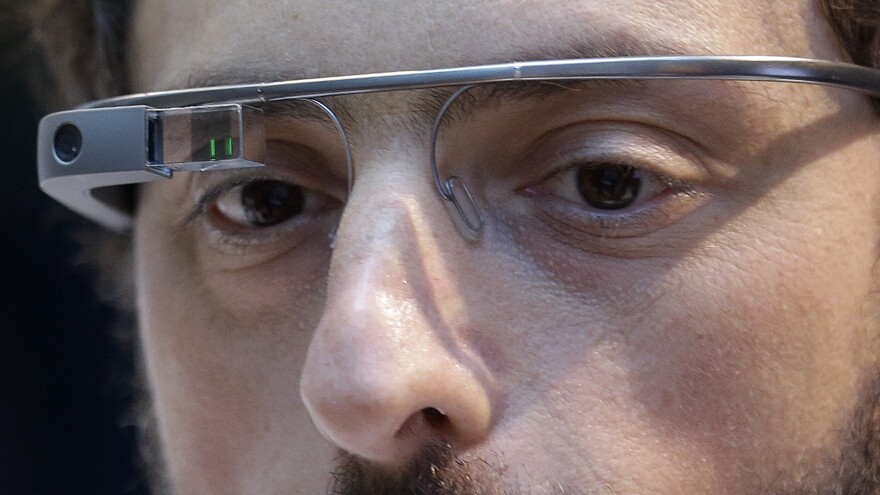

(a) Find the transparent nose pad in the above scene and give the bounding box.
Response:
[431,85,484,242]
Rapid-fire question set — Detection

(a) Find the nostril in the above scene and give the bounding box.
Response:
[422,407,449,429]
[395,407,452,444]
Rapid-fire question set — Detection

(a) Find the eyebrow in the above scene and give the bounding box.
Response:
[182,35,696,131]
[183,35,690,89]
[251,78,650,145]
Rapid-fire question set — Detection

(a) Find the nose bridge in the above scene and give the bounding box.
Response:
[332,189,441,334]
[329,139,445,305]
[324,92,456,327]
[299,146,497,466]
[327,111,460,309]
[329,123,474,364]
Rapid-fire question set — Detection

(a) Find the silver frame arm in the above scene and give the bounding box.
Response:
[81,56,880,109]
[37,56,880,233]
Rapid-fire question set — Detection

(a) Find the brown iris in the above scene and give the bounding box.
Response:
[240,180,305,226]
[576,164,642,210]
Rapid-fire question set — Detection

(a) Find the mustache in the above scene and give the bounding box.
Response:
[328,443,511,495]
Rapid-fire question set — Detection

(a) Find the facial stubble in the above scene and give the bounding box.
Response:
[133,363,880,495]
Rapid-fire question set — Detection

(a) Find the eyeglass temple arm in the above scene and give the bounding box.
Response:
[81,56,880,110]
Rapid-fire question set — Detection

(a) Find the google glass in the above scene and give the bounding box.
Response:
[36,56,880,240]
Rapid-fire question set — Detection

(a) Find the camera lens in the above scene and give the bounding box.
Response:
[53,124,82,163]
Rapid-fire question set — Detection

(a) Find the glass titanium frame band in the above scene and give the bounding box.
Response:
[37,56,880,234]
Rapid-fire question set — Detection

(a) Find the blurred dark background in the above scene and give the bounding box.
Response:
[0,8,147,495]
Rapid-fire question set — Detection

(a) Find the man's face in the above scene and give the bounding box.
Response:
[128,0,880,493]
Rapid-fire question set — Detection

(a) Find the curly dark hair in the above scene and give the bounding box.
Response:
[823,0,880,68]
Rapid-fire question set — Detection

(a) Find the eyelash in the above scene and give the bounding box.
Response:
[539,157,694,193]
[183,175,261,226]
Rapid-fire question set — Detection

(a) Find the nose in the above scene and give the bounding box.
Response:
[299,172,497,467]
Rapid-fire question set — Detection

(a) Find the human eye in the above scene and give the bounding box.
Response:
[517,126,707,239]
[183,142,344,252]
[533,161,681,212]
[204,177,335,230]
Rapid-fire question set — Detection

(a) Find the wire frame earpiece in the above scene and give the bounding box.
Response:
[430,85,484,242]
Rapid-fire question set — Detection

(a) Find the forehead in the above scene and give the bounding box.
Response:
[129,0,836,91]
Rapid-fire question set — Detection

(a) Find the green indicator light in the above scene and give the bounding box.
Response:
[209,139,217,160]
[225,137,233,157]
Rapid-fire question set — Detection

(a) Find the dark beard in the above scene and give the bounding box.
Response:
[328,375,880,495]
[328,443,512,495]
[774,372,880,495]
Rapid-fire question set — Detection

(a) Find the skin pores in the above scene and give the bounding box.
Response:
[131,0,880,493]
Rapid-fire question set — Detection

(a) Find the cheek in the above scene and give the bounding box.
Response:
[616,212,874,485]
[133,191,335,493]
[465,164,878,489]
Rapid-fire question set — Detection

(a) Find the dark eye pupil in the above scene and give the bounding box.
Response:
[241,180,305,226]
[577,165,641,210]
